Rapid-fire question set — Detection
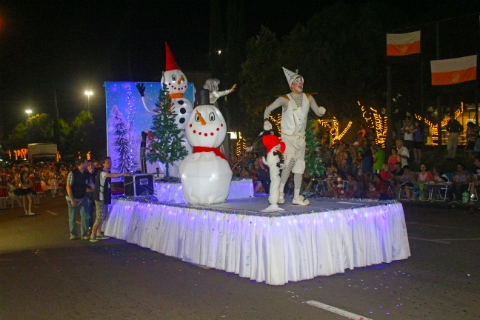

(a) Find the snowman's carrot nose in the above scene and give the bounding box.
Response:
[177,75,184,85]
[196,109,206,125]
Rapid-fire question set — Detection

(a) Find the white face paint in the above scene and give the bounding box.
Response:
[291,76,304,94]
[161,69,188,93]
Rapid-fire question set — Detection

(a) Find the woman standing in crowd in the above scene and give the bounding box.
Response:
[14,168,36,215]
[413,120,424,163]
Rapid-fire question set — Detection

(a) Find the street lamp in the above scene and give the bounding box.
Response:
[84,90,93,112]
[25,109,32,120]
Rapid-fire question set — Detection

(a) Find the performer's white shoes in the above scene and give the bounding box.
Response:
[261,204,285,212]
[278,193,285,204]
[292,195,309,206]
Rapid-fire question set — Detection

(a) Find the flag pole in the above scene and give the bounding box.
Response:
[420,59,424,119]
[435,21,443,151]
[476,16,479,126]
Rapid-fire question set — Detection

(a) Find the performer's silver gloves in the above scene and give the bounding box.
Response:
[264,120,273,131]
[318,106,326,116]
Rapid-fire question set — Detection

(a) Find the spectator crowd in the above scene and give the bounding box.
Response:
[234,117,480,203]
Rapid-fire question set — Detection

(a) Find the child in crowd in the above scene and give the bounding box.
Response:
[365,181,377,199]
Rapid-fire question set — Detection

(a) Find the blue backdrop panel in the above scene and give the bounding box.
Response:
[104,81,195,173]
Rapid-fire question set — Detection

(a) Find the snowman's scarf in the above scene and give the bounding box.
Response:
[193,146,227,161]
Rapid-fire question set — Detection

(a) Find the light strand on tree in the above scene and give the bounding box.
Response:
[236,138,246,157]
[359,101,388,148]
[440,102,464,127]
[317,117,352,142]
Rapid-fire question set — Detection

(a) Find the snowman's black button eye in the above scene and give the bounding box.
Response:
[195,114,199,122]
[209,112,215,121]
[172,75,176,81]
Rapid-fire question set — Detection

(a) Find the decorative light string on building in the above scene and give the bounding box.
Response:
[10,149,28,160]
[358,102,388,148]
[415,102,464,145]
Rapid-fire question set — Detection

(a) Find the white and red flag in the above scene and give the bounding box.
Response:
[430,55,477,86]
[386,31,421,56]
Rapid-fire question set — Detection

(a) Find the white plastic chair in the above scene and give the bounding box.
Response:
[435,174,451,202]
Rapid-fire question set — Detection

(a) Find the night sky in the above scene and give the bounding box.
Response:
[0,0,474,136]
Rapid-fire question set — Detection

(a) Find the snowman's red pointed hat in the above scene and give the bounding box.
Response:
[262,134,286,154]
[165,42,180,71]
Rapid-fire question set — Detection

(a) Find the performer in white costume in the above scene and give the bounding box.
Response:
[263,67,326,206]
[261,134,286,212]
[202,78,236,104]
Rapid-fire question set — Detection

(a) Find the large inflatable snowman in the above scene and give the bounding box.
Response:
[179,89,232,204]
[159,43,194,132]
[136,43,194,177]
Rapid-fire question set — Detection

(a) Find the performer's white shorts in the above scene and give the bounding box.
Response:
[281,133,306,174]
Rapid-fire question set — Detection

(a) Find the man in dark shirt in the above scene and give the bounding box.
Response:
[446,113,463,159]
[65,159,89,240]
[390,162,404,189]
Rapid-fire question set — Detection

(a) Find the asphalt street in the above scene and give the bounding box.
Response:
[1,196,480,320]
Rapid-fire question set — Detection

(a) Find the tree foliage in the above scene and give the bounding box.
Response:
[239,2,404,139]
[3,111,103,162]
[147,84,188,177]
[69,111,95,157]
[4,113,54,149]
[305,119,325,177]
[239,26,284,137]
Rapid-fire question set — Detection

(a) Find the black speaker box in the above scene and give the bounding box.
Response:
[124,174,154,196]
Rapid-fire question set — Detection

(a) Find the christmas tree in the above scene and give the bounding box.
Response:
[147,83,188,177]
[305,119,326,177]
[111,105,132,174]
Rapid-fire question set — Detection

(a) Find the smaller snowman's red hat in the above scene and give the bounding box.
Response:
[165,42,180,71]
[262,134,286,154]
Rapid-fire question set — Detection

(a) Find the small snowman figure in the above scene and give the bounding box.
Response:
[261,133,287,212]
[179,89,232,204]
[136,43,194,177]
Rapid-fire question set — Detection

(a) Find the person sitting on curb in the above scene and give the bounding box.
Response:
[449,163,471,202]
[397,166,415,200]
[469,157,480,201]
[414,163,434,201]
[342,173,359,199]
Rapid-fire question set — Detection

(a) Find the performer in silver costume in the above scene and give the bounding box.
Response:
[263,67,326,206]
